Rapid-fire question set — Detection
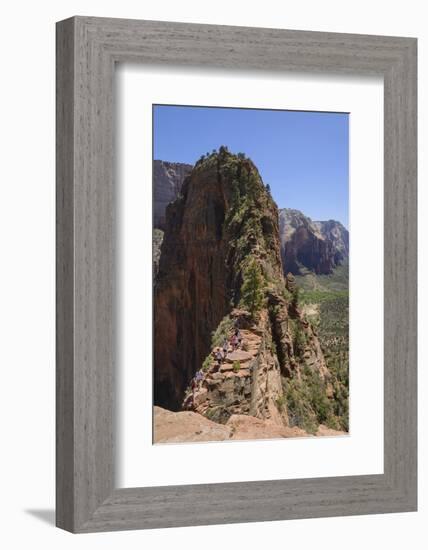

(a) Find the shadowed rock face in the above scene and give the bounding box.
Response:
[154,150,328,415]
[153,160,193,229]
[154,153,233,409]
[279,209,349,275]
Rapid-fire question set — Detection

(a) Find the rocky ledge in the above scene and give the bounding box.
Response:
[154,406,346,444]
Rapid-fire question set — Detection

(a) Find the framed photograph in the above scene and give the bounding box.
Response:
[56,16,417,532]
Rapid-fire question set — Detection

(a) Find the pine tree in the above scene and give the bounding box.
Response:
[240,259,265,316]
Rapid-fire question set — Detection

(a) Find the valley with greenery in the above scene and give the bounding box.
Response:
[296,260,349,431]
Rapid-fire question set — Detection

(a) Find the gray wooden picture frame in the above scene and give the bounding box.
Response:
[56,16,417,533]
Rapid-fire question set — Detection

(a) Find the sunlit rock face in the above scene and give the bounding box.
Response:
[279,208,349,275]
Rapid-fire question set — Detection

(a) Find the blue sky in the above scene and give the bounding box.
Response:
[153,105,349,227]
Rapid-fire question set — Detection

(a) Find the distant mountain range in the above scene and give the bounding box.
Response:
[153,160,349,277]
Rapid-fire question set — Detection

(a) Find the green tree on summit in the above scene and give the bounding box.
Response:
[240,259,265,317]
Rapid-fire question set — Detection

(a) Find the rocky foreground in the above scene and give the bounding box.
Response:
[154,406,345,444]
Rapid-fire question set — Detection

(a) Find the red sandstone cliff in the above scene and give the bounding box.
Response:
[154,149,331,434]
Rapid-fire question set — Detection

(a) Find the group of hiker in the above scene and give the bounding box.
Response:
[213,328,243,367]
[183,327,244,410]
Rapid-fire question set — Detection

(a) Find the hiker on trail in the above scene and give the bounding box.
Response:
[230,333,238,351]
[209,348,221,372]
[195,370,204,384]
[183,393,192,410]
[190,370,203,407]
[222,339,228,360]
[235,329,242,349]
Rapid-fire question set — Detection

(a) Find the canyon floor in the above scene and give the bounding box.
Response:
[153,406,346,444]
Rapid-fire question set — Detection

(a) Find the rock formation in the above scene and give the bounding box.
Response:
[152,165,349,279]
[183,305,328,427]
[154,148,333,433]
[313,219,349,266]
[153,160,193,229]
[279,208,349,275]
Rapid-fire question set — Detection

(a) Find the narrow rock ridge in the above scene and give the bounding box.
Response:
[154,148,330,432]
[184,308,285,425]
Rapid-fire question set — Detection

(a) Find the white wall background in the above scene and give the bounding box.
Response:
[0,1,425,548]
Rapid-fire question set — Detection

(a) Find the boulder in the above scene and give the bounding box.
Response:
[153,406,231,443]
[225,350,253,363]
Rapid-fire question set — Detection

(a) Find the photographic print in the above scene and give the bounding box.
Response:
[153,105,349,444]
